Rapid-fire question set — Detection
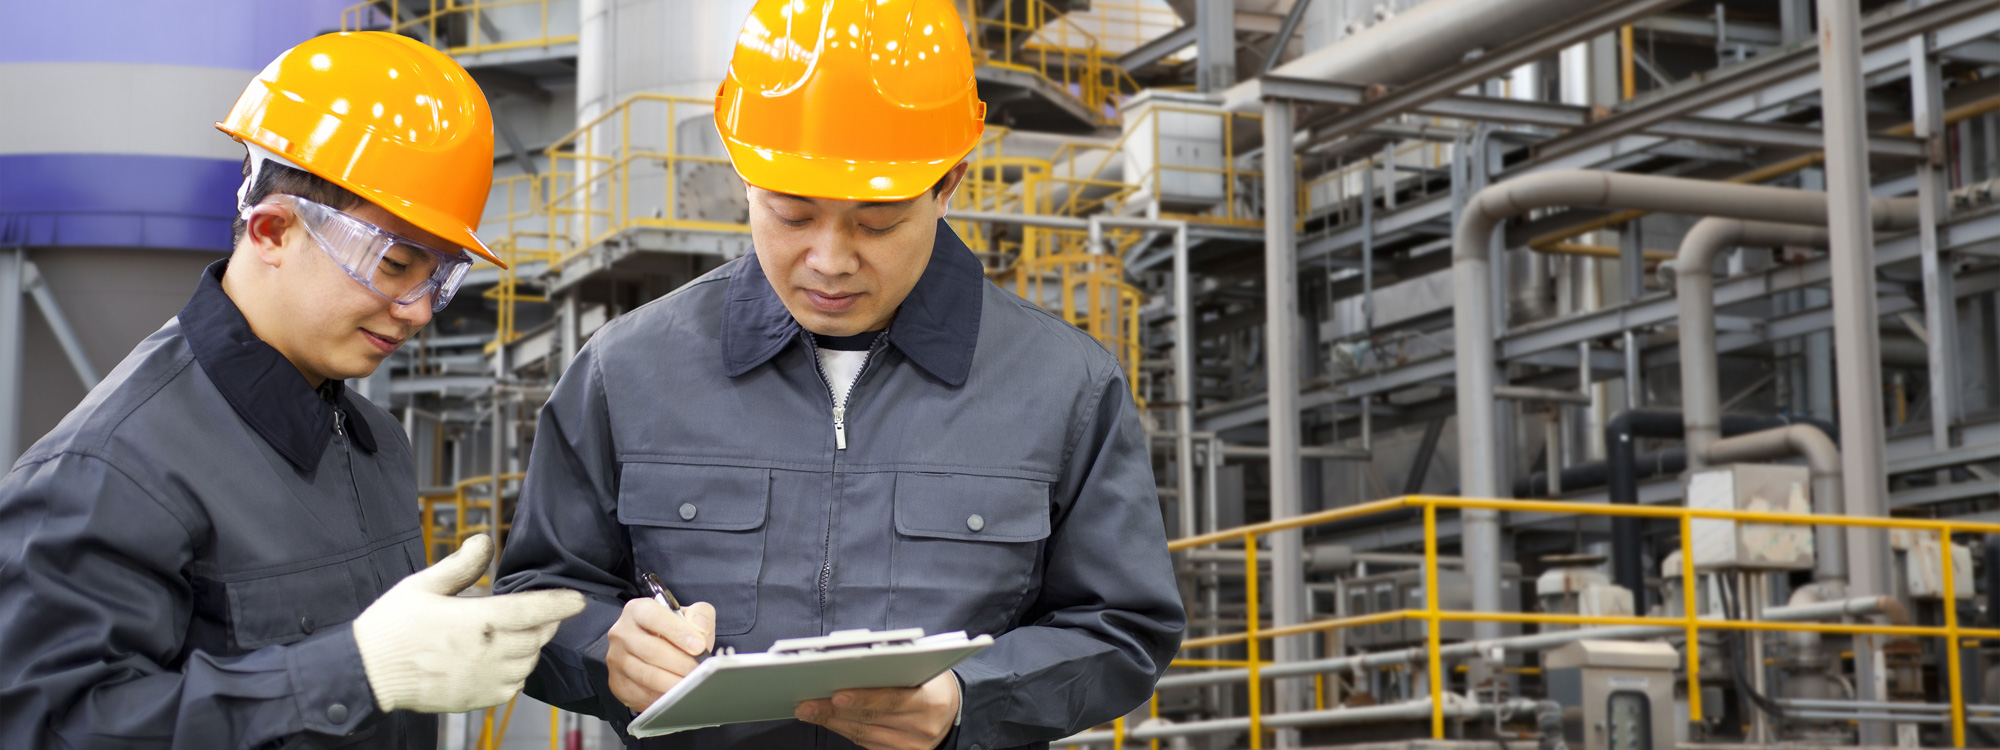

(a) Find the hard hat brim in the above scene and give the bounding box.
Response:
[721,134,966,204]
[217,122,506,270]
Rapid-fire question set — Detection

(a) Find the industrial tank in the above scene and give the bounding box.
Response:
[0,0,350,460]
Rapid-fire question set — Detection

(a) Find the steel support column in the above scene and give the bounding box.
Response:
[1911,20,1959,471]
[1173,225,1197,542]
[1818,0,1894,736]
[1260,98,1308,724]
[1197,0,1235,92]
[0,249,21,467]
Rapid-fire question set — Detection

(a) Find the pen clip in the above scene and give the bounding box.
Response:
[642,572,684,616]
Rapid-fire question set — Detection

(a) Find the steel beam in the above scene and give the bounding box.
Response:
[1116,24,1196,71]
[1534,0,2000,163]
[20,261,99,390]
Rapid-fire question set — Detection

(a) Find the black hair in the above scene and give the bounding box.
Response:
[230,156,365,246]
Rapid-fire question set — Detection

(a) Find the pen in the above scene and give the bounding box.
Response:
[642,572,687,620]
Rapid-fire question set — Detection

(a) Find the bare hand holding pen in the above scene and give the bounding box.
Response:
[606,573,717,712]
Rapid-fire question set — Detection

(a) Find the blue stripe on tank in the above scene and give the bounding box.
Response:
[0,154,243,251]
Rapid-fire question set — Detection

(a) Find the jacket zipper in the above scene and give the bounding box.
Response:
[334,407,383,592]
[805,332,888,613]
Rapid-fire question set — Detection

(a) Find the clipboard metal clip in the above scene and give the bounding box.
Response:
[768,628,945,655]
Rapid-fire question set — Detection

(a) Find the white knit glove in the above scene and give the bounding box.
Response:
[352,534,585,713]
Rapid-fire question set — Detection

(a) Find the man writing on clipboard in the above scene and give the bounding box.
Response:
[492,0,1186,747]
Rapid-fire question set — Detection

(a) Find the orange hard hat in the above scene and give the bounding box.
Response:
[217,32,503,267]
[715,0,987,202]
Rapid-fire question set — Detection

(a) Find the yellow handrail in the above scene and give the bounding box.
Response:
[959,0,1144,125]
[342,0,578,56]
[1166,494,1995,748]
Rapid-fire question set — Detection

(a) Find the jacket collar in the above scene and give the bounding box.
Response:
[722,218,984,387]
[179,260,376,473]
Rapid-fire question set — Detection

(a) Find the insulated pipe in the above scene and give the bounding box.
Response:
[1674,210,1918,472]
[1453,170,1901,624]
[1222,0,1599,110]
[1707,426,1848,585]
[1153,595,1901,691]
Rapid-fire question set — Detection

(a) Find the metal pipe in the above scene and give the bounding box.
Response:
[1453,171,1902,619]
[1674,210,1916,474]
[1818,0,1893,728]
[1706,431,1847,587]
[1154,594,1898,692]
[1262,97,1309,713]
[1174,224,1196,542]
[1060,698,1545,744]
[1224,0,1599,110]
[1220,444,1371,460]
[0,248,21,467]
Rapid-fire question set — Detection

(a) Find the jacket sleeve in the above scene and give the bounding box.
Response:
[0,453,379,750]
[950,367,1187,749]
[494,344,638,726]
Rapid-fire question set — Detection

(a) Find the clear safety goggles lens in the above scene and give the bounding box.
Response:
[277,195,472,312]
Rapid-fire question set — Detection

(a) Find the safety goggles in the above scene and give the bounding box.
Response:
[274,194,473,312]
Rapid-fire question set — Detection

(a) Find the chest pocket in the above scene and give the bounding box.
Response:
[889,472,1052,636]
[618,463,771,637]
[223,561,365,650]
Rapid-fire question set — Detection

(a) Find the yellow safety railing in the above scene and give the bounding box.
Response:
[543,93,747,268]
[1069,0,1183,57]
[961,0,1144,125]
[1157,495,2000,749]
[418,472,524,565]
[483,174,562,353]
[342,0,578,56]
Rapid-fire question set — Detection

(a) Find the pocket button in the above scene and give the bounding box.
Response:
[966,514,985,532]
[679,503,698,521]
[299,616,315,634]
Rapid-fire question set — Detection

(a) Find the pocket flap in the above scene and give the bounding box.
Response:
[894,472,1052,543]
[225,563,362,650]
[618,463,771,531]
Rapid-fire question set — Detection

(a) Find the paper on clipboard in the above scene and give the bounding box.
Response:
[627,628,993,738]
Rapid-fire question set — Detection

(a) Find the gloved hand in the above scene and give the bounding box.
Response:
[352,534,585,713]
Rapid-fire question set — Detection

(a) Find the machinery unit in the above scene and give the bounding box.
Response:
[1535,554,1634,629]
[1685,463,1815,571]
[1546,640,1680,750]
[1119,89,1229,211]
[1340,563,1520,648]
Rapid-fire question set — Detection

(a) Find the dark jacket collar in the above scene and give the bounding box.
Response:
[179,260,376,472]
[722,218,984,387]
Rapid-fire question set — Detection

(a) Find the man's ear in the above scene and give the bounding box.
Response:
[241,203,295,269]
[931,161,971,218]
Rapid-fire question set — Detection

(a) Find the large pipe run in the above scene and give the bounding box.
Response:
[1674,210,1917,470]
[1453,170,1903,629]
[1223,0,1599,110]
[1060,698,1546,745]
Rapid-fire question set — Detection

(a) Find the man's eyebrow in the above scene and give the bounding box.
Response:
[858,196,919,210]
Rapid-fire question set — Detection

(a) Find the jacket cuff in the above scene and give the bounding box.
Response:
[286,622,378,737]
[946,658,1013,750]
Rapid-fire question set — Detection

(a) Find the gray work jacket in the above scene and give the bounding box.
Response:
[496,220,1185,749]
[0,261,433,749]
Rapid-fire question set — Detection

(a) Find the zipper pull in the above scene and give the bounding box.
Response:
[832,406,847,450]
[333,410,345,436]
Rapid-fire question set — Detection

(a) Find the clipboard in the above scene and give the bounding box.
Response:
[628,628,993,738]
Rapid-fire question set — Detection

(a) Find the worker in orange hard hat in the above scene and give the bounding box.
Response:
[0,32,584,749]
[497,1,1185,748]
